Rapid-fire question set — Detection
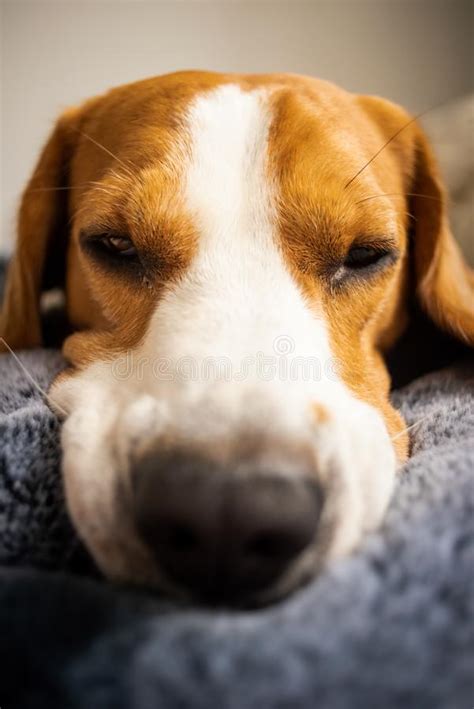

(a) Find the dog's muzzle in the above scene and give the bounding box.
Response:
[57,378,396,606]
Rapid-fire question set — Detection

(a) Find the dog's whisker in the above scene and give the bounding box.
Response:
[0,338,68,417]
[28,178,124,194]
[402,211,417,223]
[344,100,447,190]
[391,411,437,441]
[77,130,136,173]
[28,185,86,193]
[356,192,441,205]
[390,208,418,223]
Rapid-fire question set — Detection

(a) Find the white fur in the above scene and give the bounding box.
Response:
[51,85,396,599]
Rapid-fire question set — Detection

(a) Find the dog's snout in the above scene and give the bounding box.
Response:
[133,452,322,603]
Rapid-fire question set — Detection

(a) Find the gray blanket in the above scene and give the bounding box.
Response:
[1,336,473,706]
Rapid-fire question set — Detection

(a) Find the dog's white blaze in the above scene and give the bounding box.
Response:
[139,85,343,426]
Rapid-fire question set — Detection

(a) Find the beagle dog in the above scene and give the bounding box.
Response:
[1,71,473,605]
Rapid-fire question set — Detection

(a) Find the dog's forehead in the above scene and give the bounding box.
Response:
[78,74,390,231]
[80,72,368,179]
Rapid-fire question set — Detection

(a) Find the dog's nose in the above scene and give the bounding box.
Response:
[133,452,322,603]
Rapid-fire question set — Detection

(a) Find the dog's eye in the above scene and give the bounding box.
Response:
[331,242,398,286]
[102,235,137,257]
[344,245,388,270]
[80,231,142,273]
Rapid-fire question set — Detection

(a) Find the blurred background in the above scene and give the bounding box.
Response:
[1,0,473,257]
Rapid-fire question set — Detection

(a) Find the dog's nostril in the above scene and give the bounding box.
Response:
[244,531,303,560]
[165,523,199,552]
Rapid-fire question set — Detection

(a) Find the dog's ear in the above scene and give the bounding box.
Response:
[408,125,474,346]
[358,95,474,347]
[0,106,82,350]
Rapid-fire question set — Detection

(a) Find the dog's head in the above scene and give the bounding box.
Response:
[2,72,473,604]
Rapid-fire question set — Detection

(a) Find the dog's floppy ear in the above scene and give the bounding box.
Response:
[408,125,474,346]
[0,106,82,350]
[358,94,473,347]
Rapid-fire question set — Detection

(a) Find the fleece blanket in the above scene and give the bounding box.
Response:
[0,293,473,706]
